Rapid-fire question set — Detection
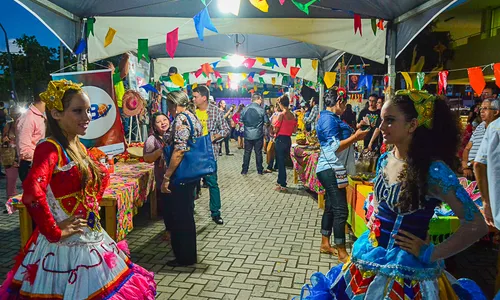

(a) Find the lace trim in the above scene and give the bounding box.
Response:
[428,161,479,221]
[350,257,444,281]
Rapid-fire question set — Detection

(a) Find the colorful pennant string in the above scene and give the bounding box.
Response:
[193,7,218,41]
[166,28,179,59]
[468,67,486,95]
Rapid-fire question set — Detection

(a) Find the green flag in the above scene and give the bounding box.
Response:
[415,72,425,90]
[291,0,318,15]
[86,18,95,37]
[371,18,377,36]
[183,73,190,85]
[295,58,302,67]
[137,39,150,62]
[259,77,265,84]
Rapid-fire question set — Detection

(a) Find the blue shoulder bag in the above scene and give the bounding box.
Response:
[164,112,216,185]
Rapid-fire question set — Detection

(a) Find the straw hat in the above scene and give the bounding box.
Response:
[127,146,143,157]
[122,90,145,117]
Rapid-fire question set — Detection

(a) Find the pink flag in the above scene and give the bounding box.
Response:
[438,71,448,95]
[259,70,266,76]
[166,28,179,58]
[195,68,203,78]
[280,0,285,4]
[242,58,256,69]
[282,58,288,68]
[214,70,222,78]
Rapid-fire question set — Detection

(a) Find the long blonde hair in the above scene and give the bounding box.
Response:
[46,89,102,190]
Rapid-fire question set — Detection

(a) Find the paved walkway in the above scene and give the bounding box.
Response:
[0,141,497,299]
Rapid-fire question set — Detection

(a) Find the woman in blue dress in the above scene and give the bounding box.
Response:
[301,90,489,299]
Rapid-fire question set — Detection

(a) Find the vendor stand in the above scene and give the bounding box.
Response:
[6,162,156,247]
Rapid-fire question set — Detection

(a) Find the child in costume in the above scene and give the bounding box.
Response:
[300,90,488,300]
[0,80,156,299]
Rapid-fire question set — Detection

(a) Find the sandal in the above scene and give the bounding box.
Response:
[320,246,338,255]
[274,185,287,192]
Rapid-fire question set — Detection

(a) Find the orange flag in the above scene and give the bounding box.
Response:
[468,67,486,95]
[494,63,500,88]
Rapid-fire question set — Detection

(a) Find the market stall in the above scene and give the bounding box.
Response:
[6,162,156,247]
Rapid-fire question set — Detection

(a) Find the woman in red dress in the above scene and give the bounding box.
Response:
[0,80,156,299]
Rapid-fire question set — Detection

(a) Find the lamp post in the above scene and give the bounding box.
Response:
[0,22,18,102]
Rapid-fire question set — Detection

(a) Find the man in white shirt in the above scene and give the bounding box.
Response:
[474,99,500,228]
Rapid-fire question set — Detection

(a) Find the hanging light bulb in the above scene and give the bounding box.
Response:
[218,0,240,16]
[227,54,245,67]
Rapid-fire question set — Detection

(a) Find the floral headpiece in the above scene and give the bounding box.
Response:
[395,89,436,129]
[39,80,83,111]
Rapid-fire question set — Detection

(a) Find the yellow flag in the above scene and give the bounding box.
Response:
[254,85,258,91]
[250,0,269,12]
[272,77,276,85]
[241,73,247,80]
[219,85,223,91]
[263,91,270,95]
[324,72,337,89]
[228,72,234,81]
[104,27,117,48]
[170,74,185,87]
[401,72,413,89]
[312,60,318,71]
[256,57,266,64]
[192,83,198,89]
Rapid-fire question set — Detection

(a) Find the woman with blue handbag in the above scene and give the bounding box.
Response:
[316,88,369,262]
[161,91,208,267]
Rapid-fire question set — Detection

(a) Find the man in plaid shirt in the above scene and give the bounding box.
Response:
[193,85,230,225]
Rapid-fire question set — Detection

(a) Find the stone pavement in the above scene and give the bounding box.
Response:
[0,141,498,299]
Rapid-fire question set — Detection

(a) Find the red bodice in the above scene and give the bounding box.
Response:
[22,138,110,242]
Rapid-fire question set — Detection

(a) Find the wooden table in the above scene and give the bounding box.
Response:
[7,162,156,247]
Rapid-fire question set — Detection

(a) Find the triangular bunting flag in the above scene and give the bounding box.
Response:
[272,77,276,85]
[256,57,267,64]
[217,78,222,85]
[324,72,336,89]
[354,14,362,36]
[280,0,285,4]
[259,70,266,76]
[414,72,425,90]
[86,18,95,37]
[377,19,385,30]
[183,73,190,85]
[282,58,288,68]
[291,0,318,15]
[295,58,302,67]
[263,91,270,95]
[104,27,117,48]
[192,83,198,89]
[269,58,279,68]
[248,76,254,84]
[195,68,203,78]
[259,77,265,84]
[166,28,179,59]
[468,67,486,95]
[290,67,300,79]
[201,63,214,76]
[438,71,448,95]
[170,74,185,87]
[262,62,274,68]
[311,60,318,71]
[137,39,150,62]
[206,80,212,86]
[250,0,269,12]
[193,7,218,41]
[371,18,377,36]
[214,70,222,78]
[74,38,86,55]
[494,63,500,88]
[212,61,220,69]
[140,84,159,94]
[243,58,256,68]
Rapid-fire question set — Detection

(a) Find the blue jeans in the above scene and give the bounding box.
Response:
[204,164,221,217]
[275,135,291,187]
[317,168,348,246]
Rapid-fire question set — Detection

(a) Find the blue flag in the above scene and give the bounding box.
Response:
[193,7,218,41]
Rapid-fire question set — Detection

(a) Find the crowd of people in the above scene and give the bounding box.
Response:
[1,75,500,299]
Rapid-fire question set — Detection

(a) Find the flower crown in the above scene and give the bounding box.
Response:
[39,80,83,111]
[395,89,436,129]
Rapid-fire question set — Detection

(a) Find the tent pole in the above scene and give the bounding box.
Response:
[318,59,325,111]
[386,23,397,99]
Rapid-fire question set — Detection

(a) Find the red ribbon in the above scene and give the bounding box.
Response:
[438,70,448,95]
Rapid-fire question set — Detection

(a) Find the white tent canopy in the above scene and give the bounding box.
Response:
[15,0,461,88]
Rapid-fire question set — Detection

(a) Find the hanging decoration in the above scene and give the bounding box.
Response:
[371,18,377,36]
[259,70,266,76]
[212,61,220,69]
[166,28,179,59]
[401,72,413,89]
[183,73,190,85]
[354,14,362,36]
[312,60,318,71]
[494,63,500,89]
[170,74,185,87]
[280,0,285,4]
[468,67,486,95]
[272,77,276,85]
[259,77,265,84]
[193,7,218,41]
[137,39,150,62]
[290,67,300,79]
[74,39,86,55]
[438,71,448,95]
[214,70,222,78]
[140,84,159,94]
[291,0,318,15]
[104,27,117,48]
[243,58,256,68]
[263,91,270,95]
[257,57,267,64]
[195,68,203,78]
[295,58,302,67]
[282,58,288,68]
[248,75,255,84]
[377,19,385,30]
[192,83,198,89]
[206,80,212,86]
[415,72,425,90]
[250,0,269,12]
[86,18,96,37]
[201,63,214,76]
[269,58,279,68]
[359,75,373,91]
[324,72,337,89]
[217,78,223,85]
